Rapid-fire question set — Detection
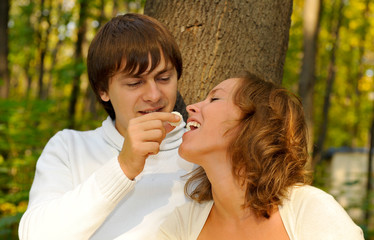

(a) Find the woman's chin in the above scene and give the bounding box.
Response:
[178,146,196,163]
[178,146,187,160]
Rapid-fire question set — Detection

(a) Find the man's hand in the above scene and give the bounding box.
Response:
[118,112,181,180]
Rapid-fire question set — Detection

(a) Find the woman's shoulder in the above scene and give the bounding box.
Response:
[285,185,353,221]
[280,185,364,240]
[164,200,213,229]
[288,185,333,202]
[158,200,213,240]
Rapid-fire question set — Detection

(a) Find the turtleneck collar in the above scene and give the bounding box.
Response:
[101,116,186,152]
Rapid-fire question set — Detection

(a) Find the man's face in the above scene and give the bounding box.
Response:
[100,55,178,136]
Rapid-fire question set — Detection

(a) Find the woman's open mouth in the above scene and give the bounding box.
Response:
[186,121,201,131]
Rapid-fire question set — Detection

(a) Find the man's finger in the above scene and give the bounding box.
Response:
[163,122,176,134]
[142,129,166,143]
[135,112,181,124]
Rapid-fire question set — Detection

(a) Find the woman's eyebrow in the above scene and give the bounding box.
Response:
[206,88,225,98]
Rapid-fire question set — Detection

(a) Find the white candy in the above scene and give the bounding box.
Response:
[170,111,182,127]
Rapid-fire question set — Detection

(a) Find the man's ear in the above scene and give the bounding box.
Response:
[100,91,110,102]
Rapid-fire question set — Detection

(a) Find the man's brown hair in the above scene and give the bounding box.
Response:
[87,13,182,119]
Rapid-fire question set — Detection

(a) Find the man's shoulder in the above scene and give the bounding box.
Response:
[48,124,104,146]
[61,126,102,136]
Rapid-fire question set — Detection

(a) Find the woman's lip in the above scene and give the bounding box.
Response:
[186,117,201,125]
[183,130,192,137]
[182,127,199,142]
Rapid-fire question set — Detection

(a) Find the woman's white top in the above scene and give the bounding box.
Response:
[158,185,364,240]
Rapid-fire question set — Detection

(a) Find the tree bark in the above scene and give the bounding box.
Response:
[144,0,293,106]
[0,0,10,98]
[298,0,322,165]
[312,0,344,167]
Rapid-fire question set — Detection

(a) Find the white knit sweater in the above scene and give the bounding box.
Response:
[19,116,194,240]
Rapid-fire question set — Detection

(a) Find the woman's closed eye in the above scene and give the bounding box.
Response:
[210,97,220,102]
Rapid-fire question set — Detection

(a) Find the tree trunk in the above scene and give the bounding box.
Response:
[144,0,293,107]
[298,0,322,163]
[365,101,374,232]
[36,0,46,99]
[0,0,10,99]
[358,0,372,230]
[46,39,62,99]
[312,0,344,167]
[84,0,106,119]
[25,58,33,100]
[46,1,73,99]
[68,0,88,128]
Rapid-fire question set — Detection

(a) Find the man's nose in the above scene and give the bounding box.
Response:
[143,81,162,102]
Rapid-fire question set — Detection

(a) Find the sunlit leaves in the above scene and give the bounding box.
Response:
[284,0,374,149]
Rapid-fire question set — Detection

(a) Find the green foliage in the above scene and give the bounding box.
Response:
[284,0,374,235]
[282,0,303,92]
[0,98,65,238]
[285,0,374,149]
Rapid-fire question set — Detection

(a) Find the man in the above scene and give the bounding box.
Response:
[19,13,193,240]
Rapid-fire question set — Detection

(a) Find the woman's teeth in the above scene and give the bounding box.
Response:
[186,121,201,131]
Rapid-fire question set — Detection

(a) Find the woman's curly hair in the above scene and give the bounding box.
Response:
[185,71,312,218]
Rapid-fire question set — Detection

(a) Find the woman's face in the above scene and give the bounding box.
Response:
[179,78,242,164]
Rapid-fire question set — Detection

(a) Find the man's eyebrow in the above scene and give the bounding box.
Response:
[117,71,139,79]
[153,65,175,75]
[123,66,174,78]
[154,68,168,76]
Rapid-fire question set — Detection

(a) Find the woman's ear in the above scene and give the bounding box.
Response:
[100,91,110,102]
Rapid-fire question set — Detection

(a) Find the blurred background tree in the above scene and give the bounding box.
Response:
[0,0,373,239]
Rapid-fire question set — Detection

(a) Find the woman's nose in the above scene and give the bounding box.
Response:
[186,103,200,114]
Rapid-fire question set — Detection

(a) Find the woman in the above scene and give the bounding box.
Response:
[157,72,364,240]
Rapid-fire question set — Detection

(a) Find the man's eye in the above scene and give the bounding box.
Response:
[127,81,141,87]
[157,76,170,81]
[210,97,219,102]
